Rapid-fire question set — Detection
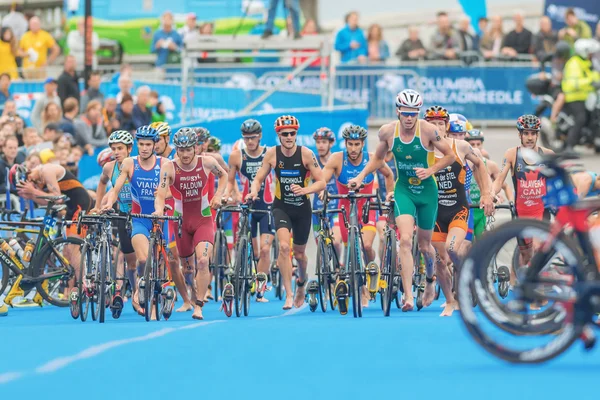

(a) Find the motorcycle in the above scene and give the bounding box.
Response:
[526,73,600,153]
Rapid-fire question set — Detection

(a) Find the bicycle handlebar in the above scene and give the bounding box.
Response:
[328,192,378,200]
[311,208,344,216]
[37,195,70,203]
[130,213,180,221]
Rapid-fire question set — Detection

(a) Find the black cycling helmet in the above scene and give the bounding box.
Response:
[241,119,262,135]
[342,125,368,141]
[555,40,571,60]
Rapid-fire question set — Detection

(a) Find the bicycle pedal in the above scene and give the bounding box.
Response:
[335,281,349,316]
[581,325,596,351]
[366,262,380,294]
[378,279,388,290]
[32,292,44,307]
[111,295,124,319]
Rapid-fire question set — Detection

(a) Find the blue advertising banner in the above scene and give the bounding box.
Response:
[544,0,600,33]
[173,64,539,122]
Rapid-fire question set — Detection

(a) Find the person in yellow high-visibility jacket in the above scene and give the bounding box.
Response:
[561,38,600,150]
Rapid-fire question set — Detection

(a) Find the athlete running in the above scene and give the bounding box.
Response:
[246,115,326,310]
[152,121,177,159]
[492,114,554,265]
[464,129,513,240]
[423,107,494,316]
[103,125,173,317]
[311,127,342,256]
[92,130,137,315]
[226,119,275,302]
[375,149,397,261]
[155,128,227,320]
[194,127,228,301]
[12,159,93,318]
[321,125,394,310]
[348,89,458,312]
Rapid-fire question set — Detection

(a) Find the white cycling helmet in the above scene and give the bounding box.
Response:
[396,89,424,109]
[574,38,600,59]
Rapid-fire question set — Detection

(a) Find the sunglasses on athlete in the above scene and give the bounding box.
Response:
[399,111,419,117]
[279,131,297,137]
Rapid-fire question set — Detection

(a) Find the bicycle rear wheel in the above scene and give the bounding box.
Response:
[243,242,253,317]
[98,241,108,323]
[212,230,226,302]
[0,263,9,298]
[143,238,156,322]
[154,249,166,321]
[78,243,92,322]
[33,237,85,307]
[316,236,328,312]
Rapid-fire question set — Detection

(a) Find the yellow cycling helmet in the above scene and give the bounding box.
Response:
[150,121,171,138]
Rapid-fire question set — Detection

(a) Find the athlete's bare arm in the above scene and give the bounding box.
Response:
[420,121,454,179]
[460,141,494,215]
[93,161,115,211]
[371,152,395,196]
[322,152,342,183]
[154,161,175,216]
[247,147,275,201]
[292,147,326,196]
[207,152,229,173]
[103,157,133,210]
[487,160,514,202]
[493,148,516,196]
[348,123,393,187]
[226,149,242,201]
[204,156,228,208]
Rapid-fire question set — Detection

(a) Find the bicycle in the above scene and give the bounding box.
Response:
[308,191,342,313]
[367,199,398,317]
[211,207,232,303]
[220,202,271,317]
[269,234,282,300]
[1,195,85,308]
[329,187,377,318]
[133,211,181,322]
[458,152,600,363]
[76,211,129,323]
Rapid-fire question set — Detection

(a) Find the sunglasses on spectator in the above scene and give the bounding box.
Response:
[399,111,419,117]
[279,131,297,137]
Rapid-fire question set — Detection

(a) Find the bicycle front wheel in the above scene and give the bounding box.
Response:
[78,242,93,322]
[234,236,248,317]
[348,228,362,318]
[98,241,109,323]
[0,262,9,298]
[143,238,156,322]
[33,237,85,307]
[381,231,396,317]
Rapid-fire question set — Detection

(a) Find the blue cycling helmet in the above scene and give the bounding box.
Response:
[448,113,468,133]
[135,125,159,142]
